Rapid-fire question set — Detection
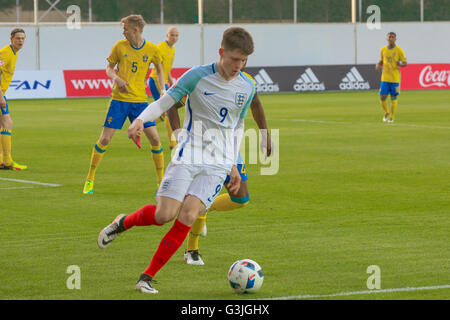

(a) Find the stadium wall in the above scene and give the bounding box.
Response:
[0,22,449,70]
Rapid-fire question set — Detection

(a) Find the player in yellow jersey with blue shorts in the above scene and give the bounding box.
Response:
[148,27,179,150]
[0,28,27,170]
[83,15,167,194]
[376,32,407,123]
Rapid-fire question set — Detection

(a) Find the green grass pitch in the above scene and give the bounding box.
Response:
[0,90,449,300]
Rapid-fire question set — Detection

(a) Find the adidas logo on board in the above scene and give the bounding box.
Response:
[254,69,279,92]
[293,68,325,91]
[339,67,370,90]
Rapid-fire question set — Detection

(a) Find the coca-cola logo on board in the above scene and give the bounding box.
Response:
[419,66,450,88]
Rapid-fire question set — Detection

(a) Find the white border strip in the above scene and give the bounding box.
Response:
[258,285,450,300]
[0,178,62,187]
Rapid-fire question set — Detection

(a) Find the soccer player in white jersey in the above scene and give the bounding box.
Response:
[97,27,256,294]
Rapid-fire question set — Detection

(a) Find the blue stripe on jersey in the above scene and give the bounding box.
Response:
[167,63,216,102]
[239,72,256,119]
[212,63,216,73]
[177,98,193,160]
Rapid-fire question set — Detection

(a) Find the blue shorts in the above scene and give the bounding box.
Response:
[1,96,9,115]
[224,153,248,184]
[379,81,400,97]
[104,100,155,129]
[148,77,169,101]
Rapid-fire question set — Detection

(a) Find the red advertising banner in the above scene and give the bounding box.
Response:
[63,69,113,97]
[402,64,450,90]
[63,68,190,98]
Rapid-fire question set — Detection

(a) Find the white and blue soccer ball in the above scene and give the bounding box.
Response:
[228,259,264,293]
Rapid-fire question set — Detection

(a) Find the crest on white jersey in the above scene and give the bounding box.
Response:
[235,92,247,108]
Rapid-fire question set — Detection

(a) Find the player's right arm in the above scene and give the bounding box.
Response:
[106,61,129,93]
[128,93,176,140]
[106,42,129,93]
[129,66,199,140]
[0,50,8,107]
[376,48,383,72]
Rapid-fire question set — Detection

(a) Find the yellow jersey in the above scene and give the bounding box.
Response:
[0,45,18,94]
[107,39,162,103]
[150,41,175,85]
[380,45,407,83]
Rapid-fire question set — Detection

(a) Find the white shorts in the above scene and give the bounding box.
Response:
[156,162,228,210]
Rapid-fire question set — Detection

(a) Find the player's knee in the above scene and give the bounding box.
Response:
[179,207,203,226]
[154,206,177,225]
[99,135,112,146]
[3,119,12,130]
[380,95,388,101]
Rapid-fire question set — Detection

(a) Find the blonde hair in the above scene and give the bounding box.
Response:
[121,14,146,32]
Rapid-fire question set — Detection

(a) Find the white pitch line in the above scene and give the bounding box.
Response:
[56,108,103,113]
[270,118,450,129]
[0,178,62,187]
[0,186,36,190]
[257,284,450,300]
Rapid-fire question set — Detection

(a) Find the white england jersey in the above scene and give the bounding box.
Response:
[167,63,255,171]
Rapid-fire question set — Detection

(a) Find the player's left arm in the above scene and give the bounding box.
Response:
[227,118,245,194]
[397,48,407,67]
[0,87,6,108]
[226,165,241,194]
[250,94,272,157]
[166,101,184,131]
[167,73,174,87]
[154,63,166,95]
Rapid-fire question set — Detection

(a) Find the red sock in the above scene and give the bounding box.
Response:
[123,204,162,229]
[144,219,191,278]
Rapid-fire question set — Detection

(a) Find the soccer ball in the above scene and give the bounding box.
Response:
[227,259,264,293]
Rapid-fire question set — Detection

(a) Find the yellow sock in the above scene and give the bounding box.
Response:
[1,130,13,165]
[164,116,177,149]
[151,144,164,184]
[380,100,389,114]
[390,99,398,119]
[209,193,249,212]
[86,141,107,181]
[186,213,207,251]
